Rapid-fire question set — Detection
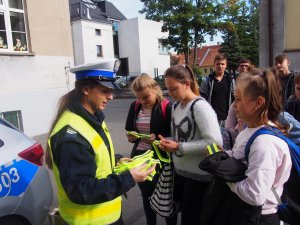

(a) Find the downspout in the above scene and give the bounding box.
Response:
[268,0,273,67]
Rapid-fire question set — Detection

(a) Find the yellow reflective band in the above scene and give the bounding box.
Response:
[114,150,160,181]
[62,198,121,220]
[206,143,220,155]
[152,140,171,163]
[126,131,171,163]
[207,145,214,155]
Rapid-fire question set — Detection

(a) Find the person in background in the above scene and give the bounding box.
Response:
[275,54,296,105]
[200,53,235,127]
[237,58,253,75]
[125,73,176,225]
[227,69,292,225]
[284,72,300,122]
[45,59,155,225]
[159,64,222,225]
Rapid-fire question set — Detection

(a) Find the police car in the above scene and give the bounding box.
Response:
[0,117,53,225]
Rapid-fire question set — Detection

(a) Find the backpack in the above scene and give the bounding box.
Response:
[134,98,170,120]
[245,127,300,225]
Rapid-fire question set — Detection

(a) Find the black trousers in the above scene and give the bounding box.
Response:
[179,176,209,225]
[259,214,280,225]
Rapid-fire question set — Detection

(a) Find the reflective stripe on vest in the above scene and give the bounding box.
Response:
[48,110,121,225]
[206,143,220,155]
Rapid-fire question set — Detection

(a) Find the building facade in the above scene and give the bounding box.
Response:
[118,17,170,77]
[69,0,126,65]
[0,0,74,136]
[260,0,300,71]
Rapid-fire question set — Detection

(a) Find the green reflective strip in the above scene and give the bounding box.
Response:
[207,145,214,155]
[152,141,171,163]
[127,131,151,138]
[126,131,171,163]
[114,150,161,181]
[207,143,219,155]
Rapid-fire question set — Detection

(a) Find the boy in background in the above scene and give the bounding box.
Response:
[284,72,300,122]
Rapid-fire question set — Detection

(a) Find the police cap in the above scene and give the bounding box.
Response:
[70,58,121,89]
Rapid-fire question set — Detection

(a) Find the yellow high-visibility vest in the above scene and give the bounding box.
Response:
[48,110,121,225]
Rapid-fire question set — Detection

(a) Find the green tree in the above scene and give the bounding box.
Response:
[220,0,259,70]
[139,0,222,65]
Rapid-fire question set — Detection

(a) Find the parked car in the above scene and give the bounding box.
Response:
[0,117,53,225]
[116,75,138,88]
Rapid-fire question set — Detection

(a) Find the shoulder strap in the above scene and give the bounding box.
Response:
[134,100,140,113]
[160,98,170,120]
[191,98,202,139]
[245,127,300,177]
[135,99,170,120]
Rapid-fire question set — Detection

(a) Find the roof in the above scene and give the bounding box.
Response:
[189,45,221,67]
[69,0,127,23]
[95,1,127,21]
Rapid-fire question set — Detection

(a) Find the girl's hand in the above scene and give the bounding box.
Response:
[141,133,156,144]
[130,163,156,183]
[158,134,179,152]
[127,133,137,142]
[116,157,132,166]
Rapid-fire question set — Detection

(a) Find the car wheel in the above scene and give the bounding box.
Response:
[0,216,28,225]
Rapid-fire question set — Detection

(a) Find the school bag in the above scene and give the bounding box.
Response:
[245,127,300,225]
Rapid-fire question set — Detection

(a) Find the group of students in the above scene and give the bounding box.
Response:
[45,55,298,225]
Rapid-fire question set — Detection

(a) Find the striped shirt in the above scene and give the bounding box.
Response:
[136,108,152,150]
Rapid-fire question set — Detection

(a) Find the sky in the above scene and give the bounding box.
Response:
[109,0,223,46]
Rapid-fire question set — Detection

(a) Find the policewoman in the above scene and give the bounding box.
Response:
[46,58,155,225]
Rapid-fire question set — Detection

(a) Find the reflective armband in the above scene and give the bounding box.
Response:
[206,143,220,155]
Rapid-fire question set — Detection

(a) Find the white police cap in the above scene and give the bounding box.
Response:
[70,58,121,89]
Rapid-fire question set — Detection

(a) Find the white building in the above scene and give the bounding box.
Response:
[118,17,170,77]
[0,0,74,137]
[69,0,126,65]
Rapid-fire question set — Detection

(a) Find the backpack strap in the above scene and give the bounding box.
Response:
[191,98,202,139]
[135,99,170,121]
[245,127,300,177]
[134,100,141,113]
[160,98,170,121]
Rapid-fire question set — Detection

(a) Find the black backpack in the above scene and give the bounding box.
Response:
[245,127,300,225]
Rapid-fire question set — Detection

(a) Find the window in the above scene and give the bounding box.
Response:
[204,68,207,74]
[158,39,168,55]
[95,28,101,36]
[0,0,28,52]
[96,45,103,57]
[0,110,23,131]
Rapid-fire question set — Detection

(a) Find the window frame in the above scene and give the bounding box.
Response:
[0,0,29,53]
[95,28,101,36]
[96,44,103,57]
[0,110,23,131]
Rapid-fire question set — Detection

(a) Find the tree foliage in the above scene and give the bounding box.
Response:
[139,0,223,64]
[220,0,259,72]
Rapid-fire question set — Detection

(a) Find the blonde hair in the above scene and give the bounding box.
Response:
[130,73,164,101]
[236,69,286,132]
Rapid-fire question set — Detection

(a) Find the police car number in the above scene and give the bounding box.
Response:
[0,168,20,193]
[0,159,38,198]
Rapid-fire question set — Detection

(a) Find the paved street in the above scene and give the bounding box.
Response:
[41,97,174,225]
